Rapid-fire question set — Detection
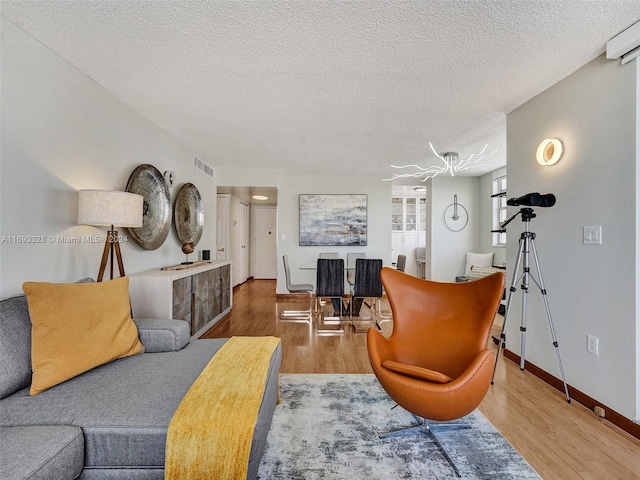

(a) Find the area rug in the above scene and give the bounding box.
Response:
[258,374,540,479]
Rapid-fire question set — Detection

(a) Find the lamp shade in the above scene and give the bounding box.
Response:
[78,190,143,228]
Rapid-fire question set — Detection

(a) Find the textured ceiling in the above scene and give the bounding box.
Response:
[2,1,639,179]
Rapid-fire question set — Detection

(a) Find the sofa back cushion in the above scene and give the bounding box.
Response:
[465,251,494,276]
[0,295,33,399]
[23,276,144,395]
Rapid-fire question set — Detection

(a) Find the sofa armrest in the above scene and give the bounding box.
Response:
[133,318,190,352]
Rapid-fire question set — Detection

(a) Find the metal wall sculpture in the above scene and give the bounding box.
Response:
[174,182,204,255]
[125,164,172,250]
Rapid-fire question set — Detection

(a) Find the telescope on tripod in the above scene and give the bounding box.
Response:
[492,192,571,403]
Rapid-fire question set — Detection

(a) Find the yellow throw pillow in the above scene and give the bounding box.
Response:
[23,277,143,395]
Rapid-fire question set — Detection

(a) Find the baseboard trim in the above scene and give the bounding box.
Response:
[503,349,640,440]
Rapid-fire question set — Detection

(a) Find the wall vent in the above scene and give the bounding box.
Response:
[193,156,214,178]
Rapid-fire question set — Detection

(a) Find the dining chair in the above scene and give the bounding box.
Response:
[318,252,341,312]
[415,247,426,279]
[315,258,345,334]
[280,255,313,322]
[319,252,340,258]
[396,254,407,272]
[346,252,366,292]
[349,258,383,333]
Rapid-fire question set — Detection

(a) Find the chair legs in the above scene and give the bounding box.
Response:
[314,296,345,335]
[379,414,470,478]
[349,296,377,333]
[279,291,313,322]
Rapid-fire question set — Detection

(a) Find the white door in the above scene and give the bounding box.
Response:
[232,200,250,286]
[253,207,277,279]
[216,194,230,260]
[240,202,249,282]
[391,231,418,276]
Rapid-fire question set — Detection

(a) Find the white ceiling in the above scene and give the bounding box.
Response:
[2,1,639,180]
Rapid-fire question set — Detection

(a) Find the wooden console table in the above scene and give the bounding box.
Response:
[128,261,232,338]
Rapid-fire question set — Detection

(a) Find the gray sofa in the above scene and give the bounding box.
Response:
[0,293,282,480]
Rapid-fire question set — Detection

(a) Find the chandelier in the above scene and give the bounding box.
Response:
[384,143,498,182]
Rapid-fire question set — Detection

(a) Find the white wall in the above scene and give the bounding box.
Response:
[276,174,392,294]
[636,59,640,421]
[427,176,480,281]
[216,169,279,187]
[507,55,638,420]
[0,18,217,298]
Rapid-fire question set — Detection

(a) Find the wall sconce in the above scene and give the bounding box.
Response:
[536,139,563,166]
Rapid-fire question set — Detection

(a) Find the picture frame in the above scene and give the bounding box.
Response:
[299,194,367,246]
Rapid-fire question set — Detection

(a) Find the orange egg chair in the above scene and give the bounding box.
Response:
[367,268,504,476]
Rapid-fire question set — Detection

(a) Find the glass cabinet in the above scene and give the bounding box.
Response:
[391,196,423,231]
[391,197,404,231]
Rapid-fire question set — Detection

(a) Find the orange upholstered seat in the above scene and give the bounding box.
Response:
[367,268,504,476]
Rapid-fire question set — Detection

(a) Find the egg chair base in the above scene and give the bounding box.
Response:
[379,414,470,478]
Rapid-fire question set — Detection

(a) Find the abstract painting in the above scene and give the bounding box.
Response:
[299,194,367,246]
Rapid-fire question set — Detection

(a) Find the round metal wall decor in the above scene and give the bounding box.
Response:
[125,164,172,250]
[174,183,204,248]
[443,194,468,232]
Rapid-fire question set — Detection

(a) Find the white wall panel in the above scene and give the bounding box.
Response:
[0,19,217,298]
[506,54,638,420]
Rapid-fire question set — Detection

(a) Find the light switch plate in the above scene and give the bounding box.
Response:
[583,226,602,245]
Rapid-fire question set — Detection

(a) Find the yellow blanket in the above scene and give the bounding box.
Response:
[165,336,281,480]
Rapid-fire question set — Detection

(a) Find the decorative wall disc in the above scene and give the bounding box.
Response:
[125,164,172,250]
[174,183,204,248]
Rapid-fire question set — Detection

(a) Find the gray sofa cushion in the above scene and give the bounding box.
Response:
[0,425,84,480]
[0,295,32,399]
[132,318,190,352]
[1,338,282,477]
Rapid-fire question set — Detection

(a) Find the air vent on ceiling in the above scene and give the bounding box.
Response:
[193,156,214,178]
[606,21,640,65]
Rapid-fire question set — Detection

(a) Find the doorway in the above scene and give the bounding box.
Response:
[253,206,277,279]
[216,186,278,285]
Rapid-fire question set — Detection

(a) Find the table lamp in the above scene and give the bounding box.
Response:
[78,190,143,281]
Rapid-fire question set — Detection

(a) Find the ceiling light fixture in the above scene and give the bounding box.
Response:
[384,143,498,182]
[252,195,269,201]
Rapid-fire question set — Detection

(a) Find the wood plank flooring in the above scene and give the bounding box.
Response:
[202,279,640,480]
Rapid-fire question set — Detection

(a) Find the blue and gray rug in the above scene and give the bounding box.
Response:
[258,374,540,479]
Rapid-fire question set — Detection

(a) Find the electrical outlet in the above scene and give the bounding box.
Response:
[587,335,599,355]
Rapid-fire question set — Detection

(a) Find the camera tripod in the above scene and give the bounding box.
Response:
[491,207,571,403]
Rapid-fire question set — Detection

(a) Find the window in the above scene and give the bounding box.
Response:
[493,174,507,247]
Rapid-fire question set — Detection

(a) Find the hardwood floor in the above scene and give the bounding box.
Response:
[203,279,640,479]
